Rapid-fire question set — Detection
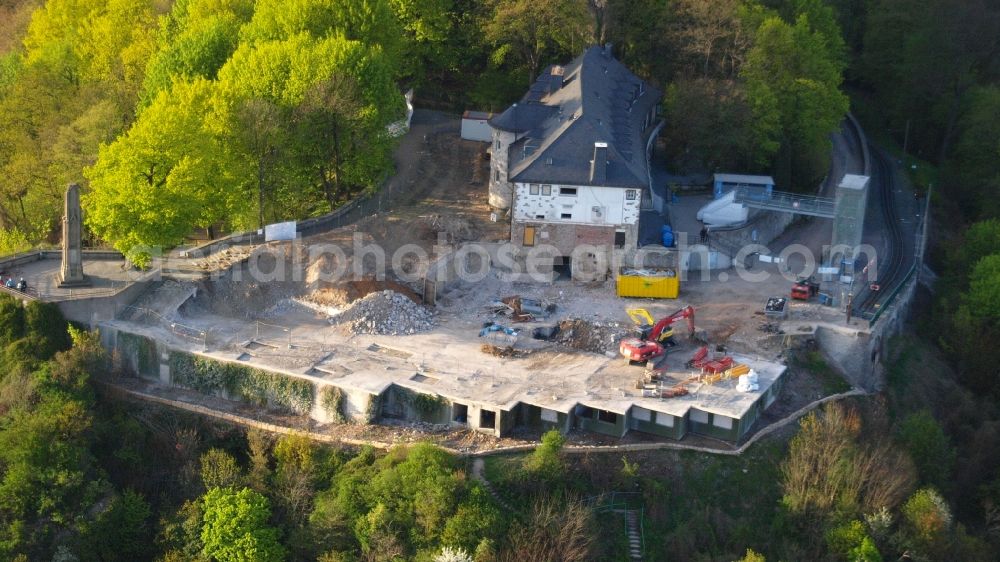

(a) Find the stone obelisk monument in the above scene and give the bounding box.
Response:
[57,183,89,287]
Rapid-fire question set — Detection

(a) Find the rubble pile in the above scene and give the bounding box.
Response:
[556,318,629,354]
[330,290,435,335]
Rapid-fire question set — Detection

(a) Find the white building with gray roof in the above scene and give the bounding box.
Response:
[488,45,662,279]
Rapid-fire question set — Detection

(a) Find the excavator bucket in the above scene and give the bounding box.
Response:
[626,307,655,326]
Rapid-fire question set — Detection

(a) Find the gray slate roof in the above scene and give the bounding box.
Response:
[489,46,662,189]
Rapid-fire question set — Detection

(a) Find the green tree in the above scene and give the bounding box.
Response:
[735,548,766,562]
[201,487,286,562]
[966,254,1000,321]
[825,520,882,562]
[901,488,952,554]
[897,410,955,489]
[0,293,25,346]
[200,448,244,490]
[84,78,235,266]
[483,0,592,84]
[141,12,243,105]
[742,14,848,188]
[83,490,153,562]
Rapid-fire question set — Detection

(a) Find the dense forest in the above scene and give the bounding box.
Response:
[0,0,999,560]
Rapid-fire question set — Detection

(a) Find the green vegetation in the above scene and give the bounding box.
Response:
[167,350,315,414]
[0,0,998,559]
[0,0,864,262]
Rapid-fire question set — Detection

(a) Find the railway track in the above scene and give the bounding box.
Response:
[852,149,906,317]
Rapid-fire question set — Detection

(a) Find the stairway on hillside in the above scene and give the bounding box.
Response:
[626,509,643,561]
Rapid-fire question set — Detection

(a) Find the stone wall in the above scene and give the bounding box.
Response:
[709,209,798,258]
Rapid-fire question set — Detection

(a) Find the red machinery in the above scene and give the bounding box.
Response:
[684,345,734,374]
[791,276,820,301]
[620,306,696,364]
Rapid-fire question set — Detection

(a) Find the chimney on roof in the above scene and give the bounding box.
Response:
[591,142,608,184]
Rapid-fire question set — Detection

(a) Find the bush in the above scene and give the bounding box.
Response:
[0,293,25,345]
[826,520,882,562]
[24,301,71,359]
[524,430,565,481]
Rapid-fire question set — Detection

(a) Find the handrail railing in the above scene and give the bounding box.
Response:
[868,263,916,327]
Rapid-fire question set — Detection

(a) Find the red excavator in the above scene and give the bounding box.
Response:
[619,306,696,364]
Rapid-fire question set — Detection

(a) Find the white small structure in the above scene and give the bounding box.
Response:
[460,110,493,142]
[736,369,760,392]
[696,190,749,227]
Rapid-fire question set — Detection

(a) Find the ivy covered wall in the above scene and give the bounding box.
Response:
[116,331,159,379]
[167,351,314,416]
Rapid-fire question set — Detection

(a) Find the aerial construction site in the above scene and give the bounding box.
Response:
[3,49,924,454]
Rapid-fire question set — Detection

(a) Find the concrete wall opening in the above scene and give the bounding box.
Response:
[553,256,572,279]
[597,409,618,424]
[480,409,496,429]
[453,403,468,423]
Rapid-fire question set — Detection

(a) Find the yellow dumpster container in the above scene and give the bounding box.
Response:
[616,268,680,298]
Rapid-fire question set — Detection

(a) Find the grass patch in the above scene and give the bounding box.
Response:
[799,351,852,395]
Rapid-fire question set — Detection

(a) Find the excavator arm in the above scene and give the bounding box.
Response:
[648,306,695,341]
[626,308,655,327]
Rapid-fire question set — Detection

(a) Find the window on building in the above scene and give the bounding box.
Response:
[561,213,572,219]
[690,409,709,424]
[597,409,618,424]
[522,226,536,247]
[494,169,499,182]
[625,189,637,200]
[560,187,577,196]
[614,231,626,248]
[535,214,545,219]
[452,403,468,423]
[529,184,539,195]
[540,408,558,422]
[542,185,552,195]
[495,139,500,150]
[655,413,674,427]
[631,407,651,422]
[576,405,594,419]
[713,415,733,430]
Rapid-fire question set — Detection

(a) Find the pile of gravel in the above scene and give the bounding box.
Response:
[330,290,435,335]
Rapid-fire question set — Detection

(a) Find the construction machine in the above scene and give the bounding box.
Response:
[791,276,820,301]
[620,306,696,364]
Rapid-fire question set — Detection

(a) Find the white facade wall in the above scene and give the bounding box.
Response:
[512,182,641,226]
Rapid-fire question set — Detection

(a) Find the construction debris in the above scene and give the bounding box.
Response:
[531,325,560,341]
[486,295,556,322]
[556,318,628,354]
[329,290,435,335]
[480,343,531,358]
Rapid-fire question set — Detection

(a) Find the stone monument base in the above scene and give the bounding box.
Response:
[56,272,91,288]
